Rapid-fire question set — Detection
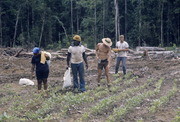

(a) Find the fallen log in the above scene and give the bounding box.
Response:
[54,55,66,60]
[14,49,24,57]
[148,51,174,55]
[136,47,165,51]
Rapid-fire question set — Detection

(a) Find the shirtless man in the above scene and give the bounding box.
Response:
[95,38,112,88]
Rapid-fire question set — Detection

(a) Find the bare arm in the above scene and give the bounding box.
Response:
[83,52,88,69]
[31,64,35,73]
[67,52,71,67]
[95,44,99,59]
[45,54,50,60]
[31,64,35,79]
[107,48,112,67]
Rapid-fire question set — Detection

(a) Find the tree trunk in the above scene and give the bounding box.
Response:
[55,16,70,42]
[114,0,120,43]
[94,0,97,47]
[166,2,170,46]
[76,0,79,34]
[13,8,21,47]
[71,0,73,35]
[76,7,79,34]
[27,5,30,43]
[102,0,105,37]
[0,7,3,47]
[125,0,127,41]
[138,0,142,46]
[39,11,45,47]
[178,13,180,45]
[160,2,164,47]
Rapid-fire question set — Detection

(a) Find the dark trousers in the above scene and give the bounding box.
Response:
[115,57,127,75]
[71,62,86,91]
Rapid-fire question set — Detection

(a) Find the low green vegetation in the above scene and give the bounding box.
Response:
[107,78,164,122]
[149,81,178,113]
[0,75,178,121]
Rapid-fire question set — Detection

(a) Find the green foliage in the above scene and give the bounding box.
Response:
[0,0,178,48]
[46,41,62,50]
[0,112,10,121]
[149,81,178,113]
[107,78,164,121]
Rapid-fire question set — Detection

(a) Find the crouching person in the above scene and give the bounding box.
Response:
[31,47,50,91]
[67,35,88,93]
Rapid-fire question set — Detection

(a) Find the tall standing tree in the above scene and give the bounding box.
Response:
[0,6,2,46]
[71,0,73,35]
[13,7,21,47]
[160,1,164,47]
[102,0,105,37]
[94,0,97,47]
[114,0,120,43]
[138,0,142,46]
[124,0,127,41]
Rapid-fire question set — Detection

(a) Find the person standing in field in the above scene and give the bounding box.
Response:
[67,35,88,93]
[115,35,129,75]
[31,47,50,91]
[95,38,112,89]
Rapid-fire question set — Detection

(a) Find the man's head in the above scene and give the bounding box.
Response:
[32,47,40,55]
[102,38,112,47]
[119,35,124,42]
[73,35,81,46]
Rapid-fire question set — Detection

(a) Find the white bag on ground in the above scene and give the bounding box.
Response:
[19,78,34,86]
[63,68,72,88]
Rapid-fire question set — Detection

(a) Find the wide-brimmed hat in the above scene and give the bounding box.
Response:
[102,38,112,47]
[73,35,81,41]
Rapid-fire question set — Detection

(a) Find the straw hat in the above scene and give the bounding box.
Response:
[102,38,112,47]
[73,35,81,41]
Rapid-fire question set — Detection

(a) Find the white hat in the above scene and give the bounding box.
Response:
[102,38,112,47]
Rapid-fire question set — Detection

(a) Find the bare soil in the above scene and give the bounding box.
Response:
[0,48,179,122]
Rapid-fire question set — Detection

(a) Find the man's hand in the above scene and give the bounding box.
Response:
[66,66,70,70]
[45,54,50,60]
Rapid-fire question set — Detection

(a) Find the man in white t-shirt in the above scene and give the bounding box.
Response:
[67,35,88,92]
[115,35,129,75]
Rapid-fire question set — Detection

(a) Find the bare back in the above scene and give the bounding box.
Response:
[96,43,111,60]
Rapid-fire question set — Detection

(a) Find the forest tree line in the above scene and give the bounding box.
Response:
[0,0,179,49]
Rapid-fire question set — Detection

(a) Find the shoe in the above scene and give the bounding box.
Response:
[79,90,86,93]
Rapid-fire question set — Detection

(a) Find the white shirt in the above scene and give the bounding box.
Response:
[68,45,86,64]
[116,41,129,57]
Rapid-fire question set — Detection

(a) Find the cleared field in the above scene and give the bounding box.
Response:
[0,53,179,122]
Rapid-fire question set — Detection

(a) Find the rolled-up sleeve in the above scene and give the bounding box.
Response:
[68,46,72,53]
[125,42,129,48]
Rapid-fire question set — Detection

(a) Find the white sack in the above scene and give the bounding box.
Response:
[63,68,72,88]
[19,78,34,86]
